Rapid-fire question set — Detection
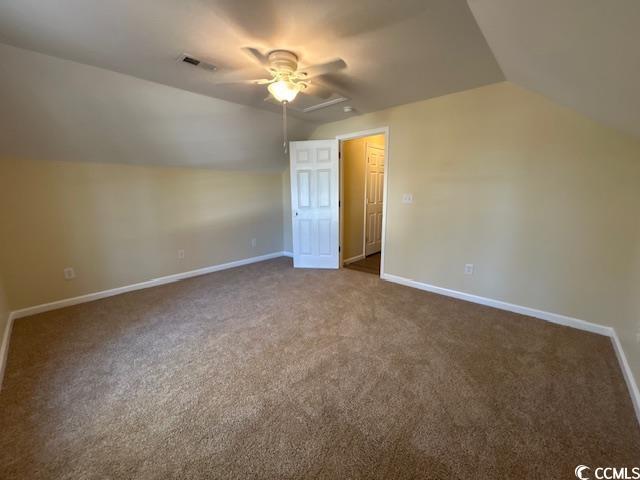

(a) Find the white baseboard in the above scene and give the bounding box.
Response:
[282,251,294,258]
[344,254,365,265]
[0,251,289,388]
[0,312,14,390]
[382,273,610,335]
[10,252,287,321]
[610,330,640,423]
[382,272,640,424]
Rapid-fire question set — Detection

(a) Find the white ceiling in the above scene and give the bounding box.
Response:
[1,0,637,172]
[0,43,314,170]
[0,0,504,123]
[468,0,640,138]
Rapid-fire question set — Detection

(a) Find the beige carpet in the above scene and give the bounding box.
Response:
[0,257,638,479]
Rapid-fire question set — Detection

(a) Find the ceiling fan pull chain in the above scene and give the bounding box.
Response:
[283,100,288,155]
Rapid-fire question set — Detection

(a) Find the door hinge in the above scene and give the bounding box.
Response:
[339,246,341,252]
[339,200,341,207]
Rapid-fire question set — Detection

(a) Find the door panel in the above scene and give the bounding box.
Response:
[290,140,339,268]
[297,171,311,207]
[318,219,332,255]
[317,147,331,163]
[365,144,385,256]
[317,169,331,207]
[299,219,312,255]
[367,171,375,203]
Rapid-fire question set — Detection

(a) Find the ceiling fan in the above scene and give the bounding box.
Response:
[216,47,347,103]
[213,47,347,154]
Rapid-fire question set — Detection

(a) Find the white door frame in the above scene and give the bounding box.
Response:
[336,126,390,278]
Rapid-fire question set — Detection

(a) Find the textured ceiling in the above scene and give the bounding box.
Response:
[0,0,504,123]
[468,0,640,139]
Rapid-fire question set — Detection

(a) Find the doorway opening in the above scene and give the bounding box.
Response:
[339,132,386,276]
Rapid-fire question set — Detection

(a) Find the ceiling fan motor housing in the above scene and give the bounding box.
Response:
[268,50,299,75]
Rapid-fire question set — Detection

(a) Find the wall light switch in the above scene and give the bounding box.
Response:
[464,264,474,275]
[63,267,76,280]
[178,249,185,259]
[402,193,414,204]
[251,238,257,248]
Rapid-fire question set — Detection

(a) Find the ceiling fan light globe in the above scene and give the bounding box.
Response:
[268,80,300,103]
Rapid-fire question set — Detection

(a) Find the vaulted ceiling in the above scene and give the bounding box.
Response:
[0,0,638,171]
[0,0,504,123]
[468,0,640,138]
[0,42,314,170]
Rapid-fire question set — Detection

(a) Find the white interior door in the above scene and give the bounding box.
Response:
[364,144,384,256]
[290,140,339,268]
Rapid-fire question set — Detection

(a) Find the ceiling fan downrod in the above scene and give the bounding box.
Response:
[283,100,288,155]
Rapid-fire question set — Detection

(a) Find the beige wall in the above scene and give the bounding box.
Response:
[0,41,295,312]
[310,82,640,382]
[341,135,385,261]
[0,159,284,309]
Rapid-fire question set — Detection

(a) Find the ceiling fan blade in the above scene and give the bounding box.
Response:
[242,47,271,70]
[304,82,334,100]
[212,77,272,86]
[298,59,347,79]
[210,65,272,85]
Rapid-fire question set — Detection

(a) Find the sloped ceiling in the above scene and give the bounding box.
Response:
[1,0,637,172]
[0,43,313,170]
[0,0,504,124]
[468,0,640,138]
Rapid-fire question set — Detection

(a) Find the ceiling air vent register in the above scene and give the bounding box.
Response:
[177,53,216,71]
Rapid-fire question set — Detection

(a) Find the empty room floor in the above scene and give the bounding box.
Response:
[345,253,381,275]
[0,257,638,479]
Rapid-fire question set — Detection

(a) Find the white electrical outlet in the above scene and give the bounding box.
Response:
[63,267,76,280]
[178,249,185,259]
[402,193,414,204]
[251,238,257,248]
[464,264,474,275]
